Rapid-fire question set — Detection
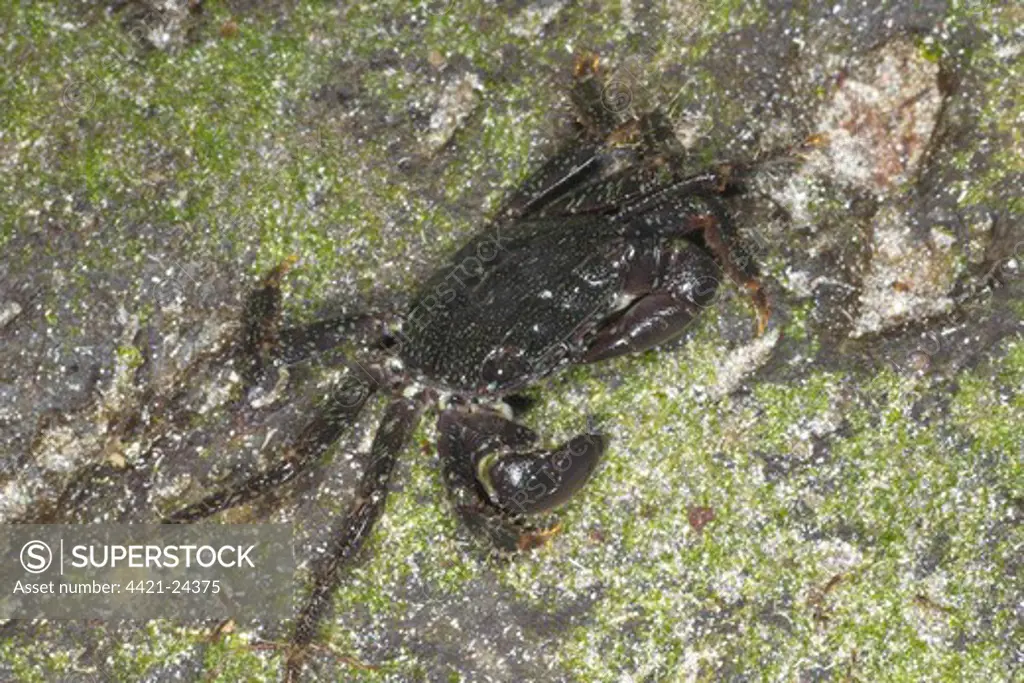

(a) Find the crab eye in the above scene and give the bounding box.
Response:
[376,333,403,358]
[479,346,531,386]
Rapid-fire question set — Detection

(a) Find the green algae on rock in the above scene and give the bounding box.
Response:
[0,1,1021,681]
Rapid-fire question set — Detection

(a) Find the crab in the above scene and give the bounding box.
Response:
[162,54,772,679]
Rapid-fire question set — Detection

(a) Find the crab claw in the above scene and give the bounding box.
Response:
[438,407,607,553]
[477,431,606,516]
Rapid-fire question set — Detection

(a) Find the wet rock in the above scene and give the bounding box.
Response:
[509,0,568,39]
[761,36,952,339]
[851,204,959,337]
[120,0,204,52]
[708,327,781,399]
[424,73,483,154]
[0,301,22,329]
[1,2,1020,680]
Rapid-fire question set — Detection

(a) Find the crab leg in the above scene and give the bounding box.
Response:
[685,209,771,334]
[241,256,385,382]
[274,315,384,364]
[496,53,690,223]
[495,143,627,221]
[570,51,629,141]
[239,256,297,385]
[163,372,375,523]
[286,395,424,681]
[165,247,395,524]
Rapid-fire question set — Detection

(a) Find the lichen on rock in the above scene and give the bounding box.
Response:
[807,38,943,195]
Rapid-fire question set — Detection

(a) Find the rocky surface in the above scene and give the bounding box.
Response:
[0,1,1021,681]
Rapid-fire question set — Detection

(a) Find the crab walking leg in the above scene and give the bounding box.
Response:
[286,396,424,680]
[240,256,386,381]
[570,51,628,141]
[495,143,628,221]
[686,209,771,335]
[274,314,384,365]
[163,373,376,523]
[495,117,691,223]
[240,256,297,385]
[496,52,687,223]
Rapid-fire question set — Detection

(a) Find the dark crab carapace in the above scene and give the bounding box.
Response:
[163,54,770,678]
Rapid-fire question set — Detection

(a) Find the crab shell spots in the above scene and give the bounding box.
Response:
[398,220,633,394]
[480,346,532,390]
